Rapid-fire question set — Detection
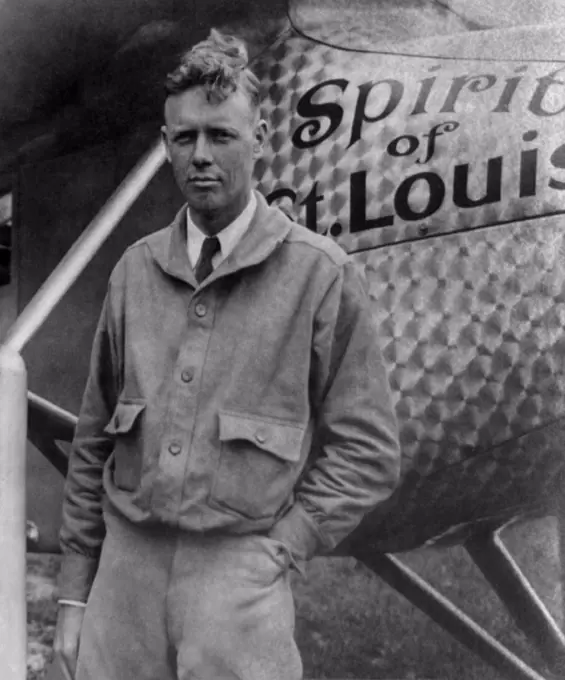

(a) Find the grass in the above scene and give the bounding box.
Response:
[27,517,561,679]
[27,556,59,680]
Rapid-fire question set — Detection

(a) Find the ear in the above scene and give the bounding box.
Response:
[252,119,268,159]
[161,125,172,163]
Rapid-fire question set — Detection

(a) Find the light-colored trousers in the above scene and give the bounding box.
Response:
[75,510,302,680]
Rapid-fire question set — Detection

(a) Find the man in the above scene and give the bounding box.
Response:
[54,29,400,680]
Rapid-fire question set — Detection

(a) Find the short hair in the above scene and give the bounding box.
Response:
[165,29,261,111]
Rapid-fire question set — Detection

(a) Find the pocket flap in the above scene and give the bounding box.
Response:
[218,411,304,463]
[104,400,146,435]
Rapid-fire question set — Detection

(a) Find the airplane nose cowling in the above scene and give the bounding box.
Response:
[252,9,565,550]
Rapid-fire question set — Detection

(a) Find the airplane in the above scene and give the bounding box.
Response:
[1,1,565,679]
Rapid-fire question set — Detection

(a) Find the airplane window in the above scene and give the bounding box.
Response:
[0,193,12,286]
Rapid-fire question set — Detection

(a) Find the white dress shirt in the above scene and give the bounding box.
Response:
[186,192,257,270]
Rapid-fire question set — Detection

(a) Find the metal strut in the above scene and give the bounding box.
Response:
[559,485,565,633]
[466,529,565,676]
[27,390,75,476]
[355,549,550,680]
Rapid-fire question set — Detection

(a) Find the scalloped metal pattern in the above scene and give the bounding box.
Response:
[358,219,565,473]
[346,217,565,550]
[252,29,565,548]
[349,415,565,553]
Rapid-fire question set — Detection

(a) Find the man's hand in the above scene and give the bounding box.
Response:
[53,604,86,680]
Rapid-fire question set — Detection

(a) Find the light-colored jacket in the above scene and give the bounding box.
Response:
[58,191,400,601]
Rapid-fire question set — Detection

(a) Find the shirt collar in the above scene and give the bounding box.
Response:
[185,192,257,268]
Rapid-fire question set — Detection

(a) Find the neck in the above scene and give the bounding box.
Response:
[190,192,252,236]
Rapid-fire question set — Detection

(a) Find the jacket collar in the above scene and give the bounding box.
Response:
[150,191,293,288]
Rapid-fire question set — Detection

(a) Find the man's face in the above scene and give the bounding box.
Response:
[162,85,267,232]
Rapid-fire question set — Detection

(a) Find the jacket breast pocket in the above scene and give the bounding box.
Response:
[210,411,305,520]
[103,399,146,492]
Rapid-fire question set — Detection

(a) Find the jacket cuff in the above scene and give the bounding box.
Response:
[58,599,88,608]
[57,551,99,602]
[268,500,328,563]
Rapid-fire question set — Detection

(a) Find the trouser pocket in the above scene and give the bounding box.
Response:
[254,535,303,576]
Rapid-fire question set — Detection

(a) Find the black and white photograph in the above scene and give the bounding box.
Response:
[0,2,564,679]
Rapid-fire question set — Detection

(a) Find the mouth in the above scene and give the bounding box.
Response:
[189,177,220,188]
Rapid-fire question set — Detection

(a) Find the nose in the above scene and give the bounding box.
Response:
[192,133,212,166]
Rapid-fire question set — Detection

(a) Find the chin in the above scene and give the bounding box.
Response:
[186,193,221,212]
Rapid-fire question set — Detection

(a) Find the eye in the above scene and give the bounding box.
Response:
[174,131,196,145]
[211,129,232,142]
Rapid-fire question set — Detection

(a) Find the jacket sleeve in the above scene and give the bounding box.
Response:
[57,285,121,602]
[269,259,401,562]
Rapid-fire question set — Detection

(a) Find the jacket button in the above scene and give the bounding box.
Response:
[255,429,268,444]
[168,443,182,456]
[181,369,194,383]
[195,303,207,317]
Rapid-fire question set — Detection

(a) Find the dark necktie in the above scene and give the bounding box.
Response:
[194,236,220,283]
